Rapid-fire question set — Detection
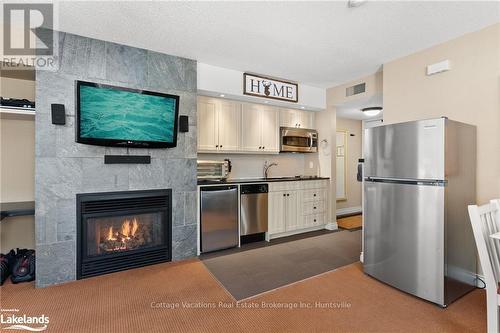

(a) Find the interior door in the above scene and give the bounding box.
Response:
[363,181,445,305]
[260,106,279,152]
[217,100,241,151]
[197,98,218,151]
[240,103,262,152]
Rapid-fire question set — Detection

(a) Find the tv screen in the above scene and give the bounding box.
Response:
[76,81,179,148]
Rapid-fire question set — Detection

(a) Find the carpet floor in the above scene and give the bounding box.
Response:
[337,214,363,230]
[203,230,361,300]
[0,260,486,332]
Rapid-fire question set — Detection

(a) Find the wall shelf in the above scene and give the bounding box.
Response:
[0,201,35,221]
[0,107,36,120]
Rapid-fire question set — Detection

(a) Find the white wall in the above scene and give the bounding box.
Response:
[198,153,320,179]
[197,63,326,111]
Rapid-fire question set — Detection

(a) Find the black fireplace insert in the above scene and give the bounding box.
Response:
[77,189,172,279]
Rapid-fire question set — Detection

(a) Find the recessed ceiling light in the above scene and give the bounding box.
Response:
[300,106,305,109]
[361,106,382,117]
[219,94,225,97]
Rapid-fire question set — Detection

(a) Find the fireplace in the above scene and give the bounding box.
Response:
[77,189,172,279]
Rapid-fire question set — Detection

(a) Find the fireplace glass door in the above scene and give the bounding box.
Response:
[85,211,165,257]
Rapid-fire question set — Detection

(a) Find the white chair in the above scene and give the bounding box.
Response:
[468,199,500,333]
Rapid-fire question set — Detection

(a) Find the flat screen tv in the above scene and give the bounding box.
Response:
[76,81,179,148]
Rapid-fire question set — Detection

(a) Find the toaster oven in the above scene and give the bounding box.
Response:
[197,160,231,180]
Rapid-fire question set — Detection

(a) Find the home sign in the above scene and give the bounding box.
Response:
[243,73,298,103]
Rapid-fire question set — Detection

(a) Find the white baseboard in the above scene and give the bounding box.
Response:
[269,224,328,240]
[336,206,362,216]
[325,222,338,231]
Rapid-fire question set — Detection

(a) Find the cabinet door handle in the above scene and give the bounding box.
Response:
[216,145,219,148]
[314,219,317,222]
[314,206,317,209]
[220,145,223,148]
[263,146,265,149]
[287,194,290,197]
[259,146,262,149]
[313,194,317,197]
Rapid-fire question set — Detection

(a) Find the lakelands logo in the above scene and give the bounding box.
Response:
[0,312,49,332]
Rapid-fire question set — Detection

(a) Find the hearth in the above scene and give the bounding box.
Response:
[77,189,172,279]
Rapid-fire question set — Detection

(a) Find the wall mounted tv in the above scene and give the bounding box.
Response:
[76,81,179,148]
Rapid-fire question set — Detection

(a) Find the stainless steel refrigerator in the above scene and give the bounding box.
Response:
[363,117,476,307]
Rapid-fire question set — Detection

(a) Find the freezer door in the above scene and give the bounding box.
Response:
[364,118,445,180]
[200,186,239,253]
[363,181,445,305]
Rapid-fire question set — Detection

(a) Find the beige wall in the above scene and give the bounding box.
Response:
[328,71,383,106]
[324,71,383,222]
[0,117,36,252]
[383,23,500,204]
[1,77,36,100]
[336,117,362,210]
[0,73,36,252]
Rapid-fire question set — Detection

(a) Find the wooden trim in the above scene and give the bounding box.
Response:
[243,73,299,103]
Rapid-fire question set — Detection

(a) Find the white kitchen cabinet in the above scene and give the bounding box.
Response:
[285,191,300,231]
[279,108,315,129]
[268,191,286,234]
[260,107,279,152]
[197,98,218,151]
[197,97,241,152]
[240,103,263,152]
[268,190,299,233]
[241,103,279,153]
[268,179,329,239]
[217,100,241,151]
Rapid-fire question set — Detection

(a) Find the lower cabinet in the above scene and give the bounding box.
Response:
[268,180,329,238]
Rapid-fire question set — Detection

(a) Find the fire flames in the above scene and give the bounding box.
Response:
[104,218,140,251]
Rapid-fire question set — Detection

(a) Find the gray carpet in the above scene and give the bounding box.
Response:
[202,230,361,300]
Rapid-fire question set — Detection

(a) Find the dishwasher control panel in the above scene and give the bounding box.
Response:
[240,184,268,194]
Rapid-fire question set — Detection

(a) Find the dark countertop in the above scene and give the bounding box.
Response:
[0,201,35,221]
[197,176,330,186]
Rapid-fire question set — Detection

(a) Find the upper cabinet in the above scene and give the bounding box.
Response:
[279,108,314,129]
[197,97,241,152]
[217,100,241,151]
[241,103,279,153]
[197,96,315,154]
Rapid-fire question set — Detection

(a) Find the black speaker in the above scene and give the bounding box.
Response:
[104,155,151,164]
[179,115,189,132]
[51,104,66,125]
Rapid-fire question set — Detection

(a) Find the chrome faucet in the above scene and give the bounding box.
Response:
[263,161,278,179]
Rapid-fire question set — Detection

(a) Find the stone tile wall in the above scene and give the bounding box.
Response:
[35,31,197,287]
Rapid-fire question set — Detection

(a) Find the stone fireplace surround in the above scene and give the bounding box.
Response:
[35,31,197,287]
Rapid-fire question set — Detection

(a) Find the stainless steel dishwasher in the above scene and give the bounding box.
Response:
[200,185,238,253]
[240,184,268,236]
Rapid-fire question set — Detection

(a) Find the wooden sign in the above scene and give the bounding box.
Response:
[243,73,298,103]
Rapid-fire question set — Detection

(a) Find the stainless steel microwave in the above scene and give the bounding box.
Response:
[280,127,318,153]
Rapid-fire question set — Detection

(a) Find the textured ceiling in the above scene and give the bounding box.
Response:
[56,1,499,88]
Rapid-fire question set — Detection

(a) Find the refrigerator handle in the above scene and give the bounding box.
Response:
[357,159,364,182]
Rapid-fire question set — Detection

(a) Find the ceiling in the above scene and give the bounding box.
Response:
[55,1,499,88]
[336,93,383,120]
